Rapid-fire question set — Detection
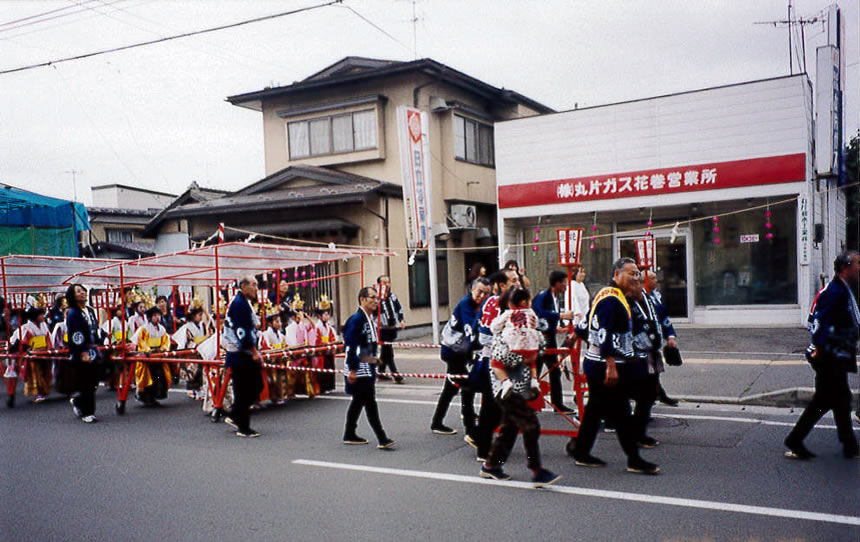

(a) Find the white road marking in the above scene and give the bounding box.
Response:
[292,459,860,526]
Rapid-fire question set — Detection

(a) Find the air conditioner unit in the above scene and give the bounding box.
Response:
[450,204,476,229]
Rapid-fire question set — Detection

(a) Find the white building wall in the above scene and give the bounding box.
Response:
[496,75,815,327]
[496,75,809,190]
[92,186,176,210]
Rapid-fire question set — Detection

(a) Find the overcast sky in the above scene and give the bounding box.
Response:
[1,0,857,205]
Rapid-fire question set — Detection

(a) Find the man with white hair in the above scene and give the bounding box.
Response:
[223,274,263,438]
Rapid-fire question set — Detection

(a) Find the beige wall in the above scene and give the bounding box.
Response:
[167,70,547,331]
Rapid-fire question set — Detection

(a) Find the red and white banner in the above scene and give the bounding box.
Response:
[557,228,583,266]
[397,106,432,249]
[498,153,805,209]
[634,237,655,270]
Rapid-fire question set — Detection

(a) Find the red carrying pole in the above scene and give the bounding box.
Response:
[171,286,177,334]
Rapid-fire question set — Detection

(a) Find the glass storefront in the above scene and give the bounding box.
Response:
[518,196,799,318]
[523,221,612,297]
[693,199,797,305]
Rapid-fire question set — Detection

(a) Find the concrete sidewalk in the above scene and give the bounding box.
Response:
[387,327,860,408]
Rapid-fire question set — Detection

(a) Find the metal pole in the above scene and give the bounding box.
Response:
[214,245,221,350]
[428,236,440,344]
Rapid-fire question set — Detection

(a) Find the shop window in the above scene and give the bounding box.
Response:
[408,246,449,308]
[288,109,377,159]
[523,224,612,300]
[693,201,797,305]
[454,115,494,167]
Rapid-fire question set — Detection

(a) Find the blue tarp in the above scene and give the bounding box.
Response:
[0,185,90,256]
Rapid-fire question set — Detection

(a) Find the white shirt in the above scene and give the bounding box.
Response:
[572,280,590,326]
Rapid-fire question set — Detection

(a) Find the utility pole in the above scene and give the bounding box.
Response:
[64,169,82,202]
[755,0,822,74]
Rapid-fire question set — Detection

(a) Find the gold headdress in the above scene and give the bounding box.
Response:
[189,295,204,311]
[290,293,304,311]
[32,294,47,310]
[264,301,280,318]
[316,293,332,312]
[213,298,227,317]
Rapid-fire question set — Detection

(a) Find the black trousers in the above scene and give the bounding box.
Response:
[71,361,99,417]
[432,354,476,434]
[487,393,542,470]
[230,364,263,433]
[475,367,502,458]
[632,373,659,441]
[378,343,400,378]
[537,353,565,407]
[573,363,641,460]
[787,364,858,448]
[344,378,387,440]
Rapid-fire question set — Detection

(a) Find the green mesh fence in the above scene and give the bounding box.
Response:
[0,226,77,256]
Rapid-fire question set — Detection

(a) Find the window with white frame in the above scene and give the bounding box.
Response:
[288,109,377,159]
[454,114,494,167]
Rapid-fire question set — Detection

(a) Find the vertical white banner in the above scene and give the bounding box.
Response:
[396,105,439,342]
[799,196,810,265]
[397,106,431,249]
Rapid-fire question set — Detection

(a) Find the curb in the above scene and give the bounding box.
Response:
[675,388,815,408]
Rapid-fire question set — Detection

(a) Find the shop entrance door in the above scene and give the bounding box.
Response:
[616,230,691,320]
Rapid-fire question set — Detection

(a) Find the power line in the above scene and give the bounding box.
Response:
[0,0,342,77]
[0,0,101,28]
[0,0,129,34]
[337,4,411,53]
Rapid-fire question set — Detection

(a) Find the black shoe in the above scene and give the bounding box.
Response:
[223,417,238,429]
[659,396,679,407]
[853,411,860,425]
[553,404,576,415]
[343,435,369,445]
[236,429,261,438]
[377,438,396,450]
[638,436,659,449]
[394,377,404,384]
[69,397,81,418]
[574,454,607,468]
[843,442,859,459]
[464,434,478,449]
[784,437,815,460]
[7,395,15,409]
[565,438,577,457]
[431,424,457,435]
[627,457,660,474]
[479,465,511,481]
[532,468,561,488]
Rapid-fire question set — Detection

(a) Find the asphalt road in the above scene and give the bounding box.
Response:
[2,377,859,542]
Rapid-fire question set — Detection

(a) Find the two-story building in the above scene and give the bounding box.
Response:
[144,57,551,329]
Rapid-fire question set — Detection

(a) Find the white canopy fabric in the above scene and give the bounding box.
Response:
[65,242,395,288]
[0,255,122,293]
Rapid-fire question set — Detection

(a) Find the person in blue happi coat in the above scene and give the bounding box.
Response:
[342,286,395,449]
[785,251,860,460]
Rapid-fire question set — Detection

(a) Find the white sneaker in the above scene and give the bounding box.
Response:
[82,415,98,423]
